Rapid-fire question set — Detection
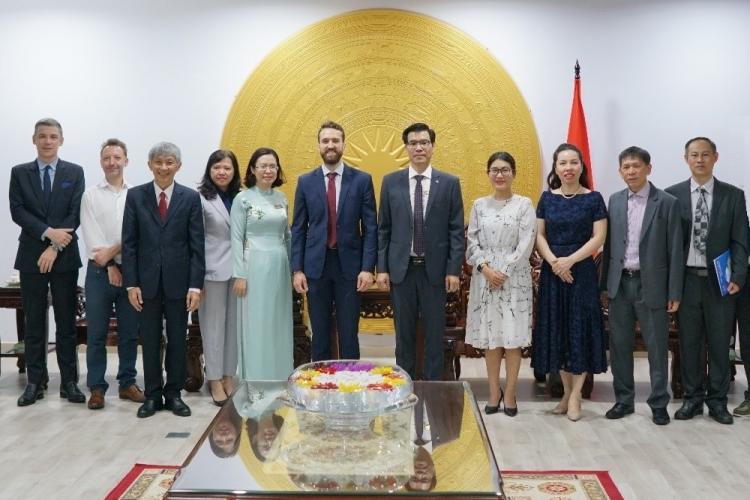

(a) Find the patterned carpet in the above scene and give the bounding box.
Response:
[107,465,623,499]
[502,470,623,500]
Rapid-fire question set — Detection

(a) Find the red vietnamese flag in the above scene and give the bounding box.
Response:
[567,61,594,188]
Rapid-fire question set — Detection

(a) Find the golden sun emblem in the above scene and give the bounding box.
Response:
[344,127,410,197]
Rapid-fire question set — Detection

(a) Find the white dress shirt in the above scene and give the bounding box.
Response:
[80,179,130,263]
[686,177,714,268]
[321,163,344,208]
[408,165,432,256]
[154,181,175,208]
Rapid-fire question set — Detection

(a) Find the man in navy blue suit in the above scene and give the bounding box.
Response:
[122,142,205,418]
[292,121,378,360]
[10,117,86,406]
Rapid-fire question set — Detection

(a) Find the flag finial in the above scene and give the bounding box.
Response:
[574,60,581,79]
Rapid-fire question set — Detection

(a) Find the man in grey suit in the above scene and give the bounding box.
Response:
[377,123,464,380]
[601,146,683,425]
[666,137,748,424]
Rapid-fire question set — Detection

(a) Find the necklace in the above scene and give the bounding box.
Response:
[560,186,581,199]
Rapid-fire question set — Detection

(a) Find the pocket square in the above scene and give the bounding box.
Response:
[61,180,75,189]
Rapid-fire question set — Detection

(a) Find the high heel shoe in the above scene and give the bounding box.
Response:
[484,389,504,415]
[551,401,568,415]
[566,397,582,421]
[504,405,518,417]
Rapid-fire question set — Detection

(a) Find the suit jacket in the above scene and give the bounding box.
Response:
[9,159,84,273]
[378,167,464,285]
[200,193,232,281]
[291,164,377,280]
[665,177,748,296]
[601,182,684,308]
[121,182,205,300]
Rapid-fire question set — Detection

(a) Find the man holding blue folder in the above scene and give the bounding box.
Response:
[666,137,748,424]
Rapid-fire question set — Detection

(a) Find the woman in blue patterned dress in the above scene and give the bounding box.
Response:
[231,148,294,381]
[532,143,607,421]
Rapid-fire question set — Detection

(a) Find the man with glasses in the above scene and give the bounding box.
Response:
[291,121,377,360]
[377,122,464,380]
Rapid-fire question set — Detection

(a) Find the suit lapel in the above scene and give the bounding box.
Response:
[398,169,412,219]
[311,168,327,213]
[209,194,230,226]
[708,178,725,231]
[27,162,45,208]
[640,183,658,242]
[145,183,161,227]
[48,161,66,211]
[338,165,352,213]
[166,183,184,226]
[425,169,440,220]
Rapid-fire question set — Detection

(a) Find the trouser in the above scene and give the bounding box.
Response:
[85,262,139,392]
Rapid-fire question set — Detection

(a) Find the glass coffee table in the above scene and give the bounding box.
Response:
[168,380,504,498]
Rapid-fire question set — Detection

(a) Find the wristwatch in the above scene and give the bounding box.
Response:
[477,262,487,272]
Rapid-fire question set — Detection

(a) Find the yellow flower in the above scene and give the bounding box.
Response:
[370,366,393,375]
[298,369,321,379]
[295,379,315,387]
[338,383,364,393]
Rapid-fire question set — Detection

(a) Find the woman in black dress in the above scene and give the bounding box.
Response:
[532,143,608,421]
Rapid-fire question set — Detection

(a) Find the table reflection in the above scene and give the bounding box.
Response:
[169,380,503,498]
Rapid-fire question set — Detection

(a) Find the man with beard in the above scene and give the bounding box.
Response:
[291,121,377,360]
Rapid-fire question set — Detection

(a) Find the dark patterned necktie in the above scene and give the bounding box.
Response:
[693,187,709,256]
[42,165,51,211]
[326,172,338,248]
[413,175,425,256]
[159,191,168,222]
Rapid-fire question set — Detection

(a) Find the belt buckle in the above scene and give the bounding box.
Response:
[411,256,425,266]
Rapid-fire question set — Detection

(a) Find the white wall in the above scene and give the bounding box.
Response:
[1,0,749,340]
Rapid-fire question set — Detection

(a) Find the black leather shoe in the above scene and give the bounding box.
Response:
[60,382,86,403]
[137,399,164,418]
[708,406,734,425]
[504,406,518,417]
[165,396,191,417]
[605,403,634,419]
[652,408,670,425]
[674,400,703,420]
[17,384,44,407]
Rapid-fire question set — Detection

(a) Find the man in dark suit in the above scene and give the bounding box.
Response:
[666,136,748,424]
[601,146,683,425]
[10,117,86,406]
[732,222,750,417]
[291,121,377,360]
[377,123,464,380]
[122,142,205,418]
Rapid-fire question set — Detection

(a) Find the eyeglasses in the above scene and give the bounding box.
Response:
[488,167,513,176]
[255,165,278,171]
[406,140,432,148]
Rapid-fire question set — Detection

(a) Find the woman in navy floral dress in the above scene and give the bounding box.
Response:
[532,143,607,421]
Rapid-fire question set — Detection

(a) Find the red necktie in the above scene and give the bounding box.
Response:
[159,191,168,222]
[326,172,337,248]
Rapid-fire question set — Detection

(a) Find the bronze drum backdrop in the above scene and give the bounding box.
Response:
[221,8,542,334]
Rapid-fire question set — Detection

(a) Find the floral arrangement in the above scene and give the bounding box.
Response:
[291,362,406,392]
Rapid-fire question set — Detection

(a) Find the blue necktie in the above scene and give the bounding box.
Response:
[43,165,52,211]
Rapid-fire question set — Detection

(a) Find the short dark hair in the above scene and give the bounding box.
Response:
[34,117,62,136]
[618,146,650,166]
[100,138,128,157]
[318,120,345,142]
[245,147,285,188]
[546,143,591,190]
[684,136,717,153]
[402,122,436,145]
[486,151,517,176]
[198,149,241,200]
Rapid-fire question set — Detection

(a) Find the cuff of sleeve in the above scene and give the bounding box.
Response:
[188,288,201,294]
